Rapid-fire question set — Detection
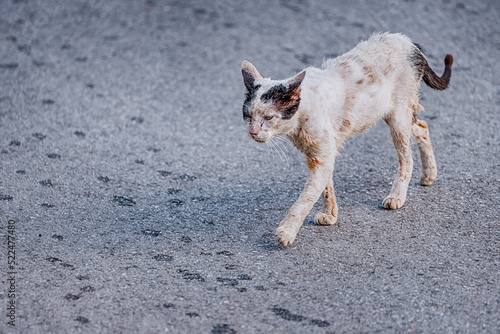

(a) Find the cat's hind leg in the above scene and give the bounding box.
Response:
[383,112,414,210]
[314,177,338,225]
[412,118,437,186]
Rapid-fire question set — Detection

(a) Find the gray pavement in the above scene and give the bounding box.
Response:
[0,0,499,333]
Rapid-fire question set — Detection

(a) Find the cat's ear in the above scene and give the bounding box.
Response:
[241,60,263,92]
[287,71,306,92]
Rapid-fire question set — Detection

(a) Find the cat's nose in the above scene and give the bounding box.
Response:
[249,128,260,138]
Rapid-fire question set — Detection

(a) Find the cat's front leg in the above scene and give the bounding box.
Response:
[276,153,335,245]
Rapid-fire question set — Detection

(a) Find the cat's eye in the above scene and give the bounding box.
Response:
[264,115,273,120]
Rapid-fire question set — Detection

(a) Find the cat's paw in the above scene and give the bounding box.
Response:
[420,170,437,186]
[314,213,337,226]
[382,196,405,210]
[276,225,297,246]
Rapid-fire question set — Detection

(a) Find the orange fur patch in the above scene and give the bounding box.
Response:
[307,156,322,172]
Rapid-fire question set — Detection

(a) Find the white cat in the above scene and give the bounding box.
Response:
[241,33,453,246]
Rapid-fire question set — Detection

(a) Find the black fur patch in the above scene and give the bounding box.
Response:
[409,43,426,80]
[260,84,301,120]
[282,104,300,120]
[260,84,288,103]
[242,84,260,119]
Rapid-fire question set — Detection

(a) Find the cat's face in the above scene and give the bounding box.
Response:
[241,61,305,143]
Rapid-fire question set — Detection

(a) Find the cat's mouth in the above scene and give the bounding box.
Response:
[249,132,269,143]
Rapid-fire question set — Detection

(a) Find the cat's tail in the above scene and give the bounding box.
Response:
[412,44,453,90]
[423,54,453,90]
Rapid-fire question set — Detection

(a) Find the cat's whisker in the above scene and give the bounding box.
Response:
[269,137,289,164]
[266,140,278,163]
[229,127,248,137]
[273,135,294,151]
[275,140,291,165]
[269,139,285,162]
[272,137,292,164]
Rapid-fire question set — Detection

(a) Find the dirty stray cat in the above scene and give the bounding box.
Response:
[240,33,452,245]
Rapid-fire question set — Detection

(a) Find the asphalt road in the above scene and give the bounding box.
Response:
[0,0,499,333]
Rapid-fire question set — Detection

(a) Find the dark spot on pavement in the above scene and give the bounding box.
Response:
[75,57,87,62]
[135,159,145,164]
[39,179,53,187]
[211,324,237,334]
[0,195,13,201]
[80,286,95,293]
[167,188,181,194]
[86,83,95,88]
[17,44,31,54]
[147,146,161,153]
[75,316,89,324]
[76,275,89,280]
[191,196,210,202]
[158,170,172,177]
[186,312,199,318]
[255,285,267,291]
[9,140,21,146]
[180,271,205,282]
[180,236,192,243]
[131,116,144,123]
[217,277,239,286]
[216,251,234,256]
[47,257,62,263]
[0,63,18,69]
[47,153,61,159]
[271,307,306,322]
[142,229,161,236]
[177,174,196,181]
[41,203,55,208]
[64,293,80,301]
[113,196,135,206]
[168,199,184,206]
[16,170,26,174]
[61,263,74,269]
[202,219,215,226]
[309,319,331,327]
[163,303,175,308]
[97,175,110,183]
[237,274,252,281]
[74,131,86,138]
[52,234,63,240]
[153,254,173,262]
[42,99,55,104]
[224,264,237,270]
[33,133,46,140]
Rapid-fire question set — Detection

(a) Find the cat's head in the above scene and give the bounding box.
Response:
[241,60,305,143]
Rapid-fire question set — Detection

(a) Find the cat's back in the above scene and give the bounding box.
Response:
[323,33,414,71]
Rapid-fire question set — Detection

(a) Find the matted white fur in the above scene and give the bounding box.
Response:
[241,33,452,245]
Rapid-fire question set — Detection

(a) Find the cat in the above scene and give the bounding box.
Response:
[240,33,452,246]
